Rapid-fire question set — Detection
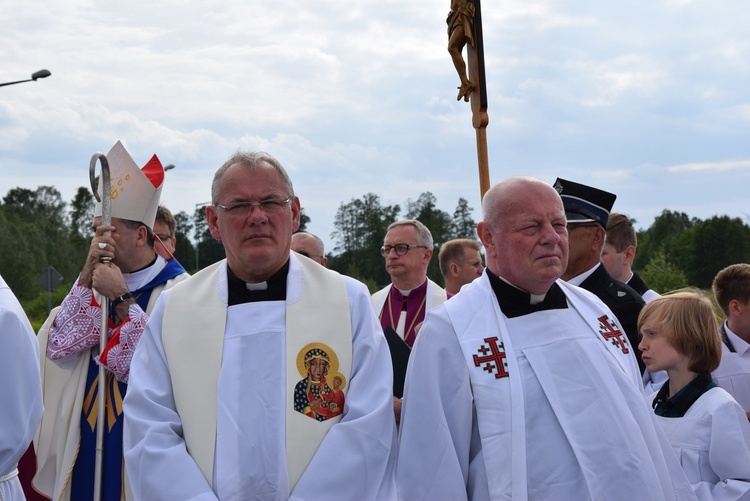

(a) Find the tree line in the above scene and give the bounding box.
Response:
[2,184,749,326]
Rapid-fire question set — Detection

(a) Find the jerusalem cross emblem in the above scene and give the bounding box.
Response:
[597,315,629,354]
[472,337,509,379]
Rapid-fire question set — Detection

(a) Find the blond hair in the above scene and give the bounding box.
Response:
[638,290,721,372]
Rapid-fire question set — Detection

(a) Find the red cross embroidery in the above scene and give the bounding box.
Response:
[473,337,509,379]
[598,315,629,354]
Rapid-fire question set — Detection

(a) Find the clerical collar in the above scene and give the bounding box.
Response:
[227,260,289,305]
[486,269,567,318]
[395,278,427,298]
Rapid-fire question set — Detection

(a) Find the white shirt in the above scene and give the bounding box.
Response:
[712,323,750,412]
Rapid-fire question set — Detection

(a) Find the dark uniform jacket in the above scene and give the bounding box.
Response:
[626,272,649,297]
[579,264,646,373]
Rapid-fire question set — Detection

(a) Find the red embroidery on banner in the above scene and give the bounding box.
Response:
[598,315,629,354]
[473,337,509,379]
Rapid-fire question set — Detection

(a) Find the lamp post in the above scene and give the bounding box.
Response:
[0,69,52,88]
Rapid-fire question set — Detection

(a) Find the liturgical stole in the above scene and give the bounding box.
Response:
[444,277,661,500]
[161,257,352,494]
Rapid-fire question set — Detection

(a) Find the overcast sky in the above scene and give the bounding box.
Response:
[2,0,749,253]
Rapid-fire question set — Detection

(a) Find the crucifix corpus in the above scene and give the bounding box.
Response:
[447,0,490,197]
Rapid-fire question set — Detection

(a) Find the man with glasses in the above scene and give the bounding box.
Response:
[123,151,397,499]
[153,205,177,259]
[291,231,328,267]
[555,177,646,373]
[372,220,448,419]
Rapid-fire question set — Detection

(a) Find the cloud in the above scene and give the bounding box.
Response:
[2,0,750,252]
[668,159,750,172]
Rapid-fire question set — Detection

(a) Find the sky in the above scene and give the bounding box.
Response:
[2,0,749,254]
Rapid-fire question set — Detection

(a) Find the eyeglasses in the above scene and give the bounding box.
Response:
[214,197,292,217]
[155,233,174,241]
[380,243,429,256]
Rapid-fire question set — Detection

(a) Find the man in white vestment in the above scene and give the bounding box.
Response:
[123,151,397,500]
[712,263,750,420]
[0,274,43,501]
[396,176,696,500]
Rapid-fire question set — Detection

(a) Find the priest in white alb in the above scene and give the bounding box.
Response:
[0,274,43,501]
[123,151,397,500]
[396,176,696,500]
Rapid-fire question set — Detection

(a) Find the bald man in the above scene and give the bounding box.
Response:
[291,232,327,267]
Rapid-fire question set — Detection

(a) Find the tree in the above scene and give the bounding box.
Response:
[298,207,310,232]
[639,251,688,294]
[634,210,697,270]
[69,187,95,239]
[172,211,195,271]
[451,197,477,240]
[0,186,83,302]
[405,192,452,284]
[674,216,750,288]
[193,206,224,270]
[330,193,400,285]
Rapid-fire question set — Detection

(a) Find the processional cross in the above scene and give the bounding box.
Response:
[447,0,490,197]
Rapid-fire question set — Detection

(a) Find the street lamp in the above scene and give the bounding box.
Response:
[0,69,52,88]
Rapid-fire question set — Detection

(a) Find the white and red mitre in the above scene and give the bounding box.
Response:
[94,140,165,230]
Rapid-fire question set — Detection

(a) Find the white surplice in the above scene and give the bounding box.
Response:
[123,256,397,500]
[0,275,43,501]
[649,387,750,500]
[397,273,696,501]
[712,324,750,413]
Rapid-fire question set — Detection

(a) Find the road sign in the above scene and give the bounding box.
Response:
[38,266,64,292]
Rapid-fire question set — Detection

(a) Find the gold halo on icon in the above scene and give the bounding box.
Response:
[296,342,339,378]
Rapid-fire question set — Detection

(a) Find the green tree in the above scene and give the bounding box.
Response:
[451,197,477,240]
[0,186,83,302]
[634,210,697,270]
[330,193,400,285]
[193,206,224,270]
[298,207,310,232]
[405,192,452,284]
[70,187,95,239]
[639,251,689,294]
[673,216,750,288]
[172,211,196,271]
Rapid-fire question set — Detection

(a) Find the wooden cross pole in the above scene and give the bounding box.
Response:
[448,0,490,198]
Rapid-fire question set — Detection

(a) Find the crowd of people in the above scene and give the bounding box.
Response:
[2,143,749,500]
